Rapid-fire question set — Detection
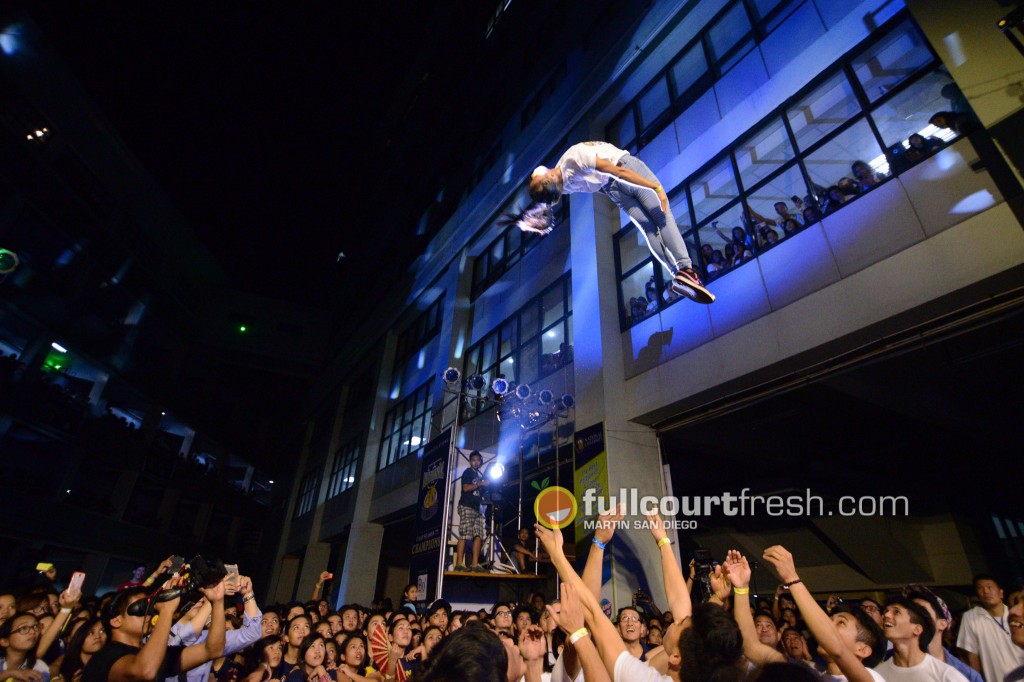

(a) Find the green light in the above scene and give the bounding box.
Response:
[238,325,248,333]
[54,364,61,370]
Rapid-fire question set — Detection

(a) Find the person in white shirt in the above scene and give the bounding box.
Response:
[1005,601,1024,682]
[504,141,715,305]
[874,598,968,682]
[756,547,887,682]
[956,575,1024,682]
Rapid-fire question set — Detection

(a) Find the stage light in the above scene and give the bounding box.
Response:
[561,394,575,408]
[51,342,68,353]
[492,377,510,395]
[488,462,505,481]
[515,383,531,400]
[467,374,486,391]
[238,325,248,333]
[0,248,19,274]
[538,389,554,405]
[443,367,462,385]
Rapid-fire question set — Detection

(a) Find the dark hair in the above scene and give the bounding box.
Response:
[60,617,102,680]
[616,606,641,624]
[417,623,508,682]
[403,584,417,597]
[529,174,561,205]
[753,610,777,626]
[513,605,535,624]
[886,598,935,653]
[297,633,326,669]
[469,451,483,461]
[973,573,1000,589]
[337,632,368,666]
[244,635,283,675]
[677,603,744,682]
[102,586,149,629]
[929,111,954,128]
[833,605,885,667]
[749,662,822,682]
[0,612,40,666]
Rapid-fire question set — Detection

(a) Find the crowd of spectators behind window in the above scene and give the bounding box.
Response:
[3,518,1021,682]
[626,107,980,326]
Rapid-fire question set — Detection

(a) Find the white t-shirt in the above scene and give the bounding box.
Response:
[613,650,672,682]
[956,605,1024,682]
[549,650,584,682]
[875,654,970,682]
[557,142,629,194]
[821,668,887,682]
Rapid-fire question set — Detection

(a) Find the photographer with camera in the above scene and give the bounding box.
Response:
[168,574,262,682]
[82,574,227,682]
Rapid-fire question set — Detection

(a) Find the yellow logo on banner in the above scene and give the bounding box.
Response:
[535,486,578,529]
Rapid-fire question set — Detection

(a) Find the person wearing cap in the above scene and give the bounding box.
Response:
[82,579,226,682]
[909,588,982,682]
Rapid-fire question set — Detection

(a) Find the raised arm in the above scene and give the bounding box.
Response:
[583,506,623,600]
[180,580,226,672]
[723,550,785,668]
[644,514,691,623]
[37,585,80,657]
[109,591,182,682]
[549,583,611,682]
[762,546,874,682]
[535,523,626,677]
[311,570,331,601]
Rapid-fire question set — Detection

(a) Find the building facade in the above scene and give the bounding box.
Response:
[272,0,1024,610]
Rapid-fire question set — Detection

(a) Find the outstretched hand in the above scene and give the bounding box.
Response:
[762,546,799,583]
[723,550,751,590]
[710,564,731,601]
[594,504,625,544]
[645,512,668,542]
[534,523,564,558]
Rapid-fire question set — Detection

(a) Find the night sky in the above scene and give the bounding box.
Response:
[28,1,507,308]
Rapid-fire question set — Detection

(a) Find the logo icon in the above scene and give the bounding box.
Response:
[535,486,578,529]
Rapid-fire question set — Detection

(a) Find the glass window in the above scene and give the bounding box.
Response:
[619,260,658,326]
[541,284,564,331]
[638,76,672,130]
[690,158,740,224]
[752,0,787,20]
[707,3,752,65]
[669,42,709,99]
[670,192,694,236]
[608,107,637,149]
[744,163,808,246]
[869,69,960,171]
[735,117,795,190]
[853,20,934,102]
[787,72,861,152]
[802,118,888,199]
[618,224,654,274]
[489,238,505,268]
[697,214,751,280]
[328,438,361,498]
[519,341,539,386]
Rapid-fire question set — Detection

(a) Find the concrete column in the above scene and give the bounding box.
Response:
[337,332,400,605]
[568,151,670,614]
[294,386,349,603]
[87,371,109,413]
[266,424,314,601]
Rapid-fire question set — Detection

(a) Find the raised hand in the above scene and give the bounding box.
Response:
[645,512,668,542]
[318,571,331,584]
[199,578,226,603]
[723,550,751,589]
[518,625,545,661]
[595,504,625,544]
[239,575,253,596]
[557,583,586,635]
[533,523,564,557]
[709,564,732,601]
[762,546,799,583]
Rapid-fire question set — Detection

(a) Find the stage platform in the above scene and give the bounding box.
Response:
[444,570,548,579]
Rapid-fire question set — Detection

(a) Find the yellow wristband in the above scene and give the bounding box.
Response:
[733,587,750,595]
[568,627,589,645]
[654,184,663,193]
[143,577,154,586]
[657,537,671,548]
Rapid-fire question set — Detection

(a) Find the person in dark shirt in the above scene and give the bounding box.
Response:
[454,451,489,572]
[82,579,226,682]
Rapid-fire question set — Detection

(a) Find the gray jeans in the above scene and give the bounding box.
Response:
[601,154,693,272]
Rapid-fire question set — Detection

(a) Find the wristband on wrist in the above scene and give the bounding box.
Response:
[654,184,663,193]
[143,577,154,586]
[568,627,589,645]
[733,587,750,595]
[243,593,256,603]
[60,607,72,613]
[657,537,672,548]
[592,537,607,550]
[784,579,802,588]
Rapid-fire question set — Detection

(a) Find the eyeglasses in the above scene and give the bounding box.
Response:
[495,610,512,616]
[619,615,641,623]
[12,624,42,635]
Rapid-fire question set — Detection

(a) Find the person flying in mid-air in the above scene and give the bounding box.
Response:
[502,140,715,304]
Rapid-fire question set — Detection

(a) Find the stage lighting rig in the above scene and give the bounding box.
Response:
[443,367,462,385]
[515,383,531,400]
[492,377,510,396]
[0,249,19,275]
[538,389,554,405]
[487,462,505,481]
[466,374,487,391]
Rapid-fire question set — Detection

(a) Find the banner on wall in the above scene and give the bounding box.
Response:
[573,422,609,564]
[409,428,451,602]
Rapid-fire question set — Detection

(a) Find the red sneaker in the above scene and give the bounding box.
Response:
[672,268,716,304]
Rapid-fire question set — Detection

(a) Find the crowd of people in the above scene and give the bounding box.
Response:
[3,512,1022,682]
[624,112,968,327]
